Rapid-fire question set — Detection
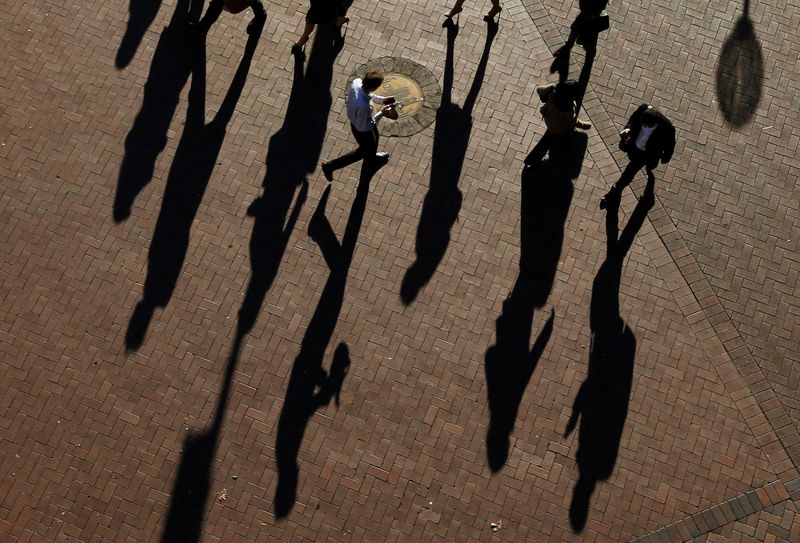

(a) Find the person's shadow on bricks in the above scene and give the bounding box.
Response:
[116,0,163,68]
[114,0,199,222]
[274,171,375,517]
[125,21,264,350]
[400,20,498,305]
[484,131,587,471]
[236,24,344,344]
[716,0,763,127]
[564,176,654,532]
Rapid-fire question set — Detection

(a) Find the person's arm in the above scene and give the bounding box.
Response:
[624,103,649,131]
[370,94,395,105]
[661,121,676,163]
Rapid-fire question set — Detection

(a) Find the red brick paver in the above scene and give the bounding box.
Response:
[1,0,798,541]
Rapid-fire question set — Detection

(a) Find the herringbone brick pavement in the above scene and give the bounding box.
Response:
[0,0,797,541]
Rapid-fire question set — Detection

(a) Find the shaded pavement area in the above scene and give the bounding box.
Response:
[1,0,799,541]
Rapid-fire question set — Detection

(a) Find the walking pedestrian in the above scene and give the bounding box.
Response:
[551,0,608,62]
[524,80,591,167]
[442,0,502,26]
[321,71,396,182]
[291,0,349,55]
[187,0,266,36]
[599,104,676,209]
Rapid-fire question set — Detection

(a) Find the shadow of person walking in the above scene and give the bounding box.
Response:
[274,168,375,518]
[116,0,164,69]
[156,23,265,541]
[716,0,763,127]
[564,175,655,532]
[125,20,264,350]
[399,20,498,305]
[236,24,344,343]
[114,0,200,222]
[484,131,587,471]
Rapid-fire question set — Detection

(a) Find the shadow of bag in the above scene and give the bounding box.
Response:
[224,0,252,14]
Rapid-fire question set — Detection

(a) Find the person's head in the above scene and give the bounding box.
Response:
[641,106,661,128]
[362,71,385,93]
[553,80,579,110]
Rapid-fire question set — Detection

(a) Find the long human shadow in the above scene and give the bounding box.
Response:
[484,131,587,471]
[716,0,763,126]
[400,20,498,304]
[125,21,264,350]
[154,25,264,543]
[114,0,200,222]
[274,168,376,517]
[236,24,344,343]
[564,176,655,532]
[116,0,164,68]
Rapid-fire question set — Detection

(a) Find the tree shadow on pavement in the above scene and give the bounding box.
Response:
[400,20,498,305]
[565,175,655,532]
[114,0,198,222]
[484,131,587,471]
[274,167,376,517]
[125,21,263,350]
[716,0,763,127]
[116,0,164,68]
[153,24,264,543]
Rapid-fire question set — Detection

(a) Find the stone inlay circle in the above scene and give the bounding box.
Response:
[348,57,441,137]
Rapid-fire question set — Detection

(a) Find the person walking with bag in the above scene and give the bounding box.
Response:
[321,71,396,182]
[599,104,676,209]
[524,80,591,167]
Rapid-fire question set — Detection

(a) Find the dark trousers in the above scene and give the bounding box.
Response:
[606,147,656,198]
[327,124,380,172]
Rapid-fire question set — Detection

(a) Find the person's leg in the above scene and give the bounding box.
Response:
[445,0,466,18]
[293,19,315,51]
[485,0,502,20]
[195,0,224,33]
[323,125,374,179]
[363,126,384,169]
[600,153,646,209]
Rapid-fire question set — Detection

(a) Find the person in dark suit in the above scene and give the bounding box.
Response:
[599,104,675,210]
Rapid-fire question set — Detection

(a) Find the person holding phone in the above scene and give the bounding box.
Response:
[321,71,396,182]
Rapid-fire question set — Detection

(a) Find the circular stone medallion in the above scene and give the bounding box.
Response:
[373,74,424,120]
[348,57,441,137]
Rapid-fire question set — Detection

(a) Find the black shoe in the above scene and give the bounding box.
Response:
[321,162,333,182]
[599,196,608,210]
[291,43,304,56]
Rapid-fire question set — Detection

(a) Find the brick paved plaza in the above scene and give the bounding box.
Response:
[2,0,800,541]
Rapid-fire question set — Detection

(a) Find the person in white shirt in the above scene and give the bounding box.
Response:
[599,104,676,210]
[322,72,395,182]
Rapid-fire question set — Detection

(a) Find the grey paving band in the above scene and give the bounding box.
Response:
[630,477,800,542]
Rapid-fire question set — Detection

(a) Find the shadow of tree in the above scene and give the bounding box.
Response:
[565,177,655,532]
[114,0,198,222]
[274,166,376,517]
[716,0,763,127]
[153,24,264,543]
[125,19,263,350]
[400,21,498,305]
[485,131,587,471]
[116,0,164,69]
